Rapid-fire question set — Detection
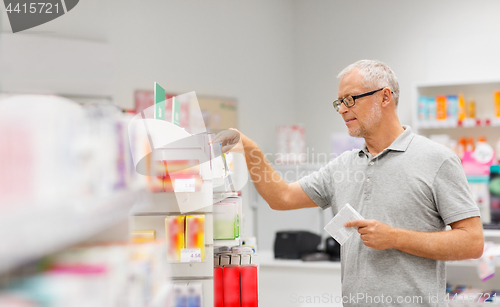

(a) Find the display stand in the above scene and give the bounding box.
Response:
[413,80,500,301]
[130,135,217,306]
[412,79,500,145]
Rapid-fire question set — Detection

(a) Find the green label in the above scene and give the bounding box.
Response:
[154,82,166,120]
[220,102,236,110]
[172,97,181,126]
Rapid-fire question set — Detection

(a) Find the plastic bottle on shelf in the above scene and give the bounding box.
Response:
[473,136,495,165]
[436,95,447,121]
[457,137,466,160]
[446,95,458,123]
[427,97,436,122]
[418,96,428,121]
[467,99,476,119]
[494,90,500,118]
[465,137,475,152]
[458,93,466,121]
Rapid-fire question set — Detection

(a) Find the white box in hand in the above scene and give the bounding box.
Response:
[324,203,364,245]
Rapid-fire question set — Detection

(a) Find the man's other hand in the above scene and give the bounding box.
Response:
[345,219,396,250]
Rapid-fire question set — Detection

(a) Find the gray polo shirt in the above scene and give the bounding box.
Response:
[299,126,480,307]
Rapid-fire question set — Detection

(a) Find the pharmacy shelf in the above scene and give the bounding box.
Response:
[0,188,144,274]
[150,282,174,307]
[213,191,239,204]
[214,238,241,248]
[131,188,216,305]
[418,118,500,129]
[412,79,500,136]
[149,279,214,307]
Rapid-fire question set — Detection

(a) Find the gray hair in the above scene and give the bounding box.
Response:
[337,60,400,106]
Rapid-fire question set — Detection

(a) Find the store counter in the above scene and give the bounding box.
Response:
[258,251,343,307]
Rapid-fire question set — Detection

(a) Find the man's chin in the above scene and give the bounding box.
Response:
[347,128,362,138]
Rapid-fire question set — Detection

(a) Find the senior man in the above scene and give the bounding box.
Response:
[215,59,483,307]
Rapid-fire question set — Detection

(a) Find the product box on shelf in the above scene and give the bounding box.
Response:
[214,201,239,240]
[213,246,259,307]
[185,215,206,261]
[165,215,186,262]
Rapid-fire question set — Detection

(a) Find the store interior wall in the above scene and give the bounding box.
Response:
[294,0,500,155]
[2,0,500,244]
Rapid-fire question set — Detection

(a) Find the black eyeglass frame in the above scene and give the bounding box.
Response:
[333,87,387,112]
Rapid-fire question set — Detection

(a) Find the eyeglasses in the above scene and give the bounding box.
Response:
[333,88,384,112]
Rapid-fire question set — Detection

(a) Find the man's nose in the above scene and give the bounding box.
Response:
[338,102,349,114]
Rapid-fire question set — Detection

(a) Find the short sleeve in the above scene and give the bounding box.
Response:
[432,156,481,225]
[299,158,341,210]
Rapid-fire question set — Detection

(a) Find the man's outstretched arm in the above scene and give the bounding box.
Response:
[214,129,317,210]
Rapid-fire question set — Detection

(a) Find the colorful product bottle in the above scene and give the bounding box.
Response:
[467,99,476,118]
[214,266,224,307]
[466,137,475,152]
[427,97,436,121]
[436,95,447,121]
[474,136,495,165]
[457,137,466,160]
[223,266,241,307]
[240,265,259,307]
[418,96,428,121]
[446,95,458,123]
[494,90,500,118]
[458,93,466,121]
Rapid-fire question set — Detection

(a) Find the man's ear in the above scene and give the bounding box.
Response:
[381,88,393,108]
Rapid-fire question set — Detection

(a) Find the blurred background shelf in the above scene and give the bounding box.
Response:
[0,188,144,274]
[417,118,500,129]
[446,259,500,268]
[412,80,500,144]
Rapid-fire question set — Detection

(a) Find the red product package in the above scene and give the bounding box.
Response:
[214,266,224,307]
[223,265,241,307]
[240,265,258,307]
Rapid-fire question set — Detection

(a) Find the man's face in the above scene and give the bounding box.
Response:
[337,70,382,138]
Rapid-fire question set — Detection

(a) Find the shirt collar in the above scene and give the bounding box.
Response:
[358,125,415,157]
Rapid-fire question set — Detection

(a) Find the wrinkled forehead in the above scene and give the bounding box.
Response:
[338,70,367,98]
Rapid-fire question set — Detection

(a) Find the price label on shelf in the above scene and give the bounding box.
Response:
[174,178,196,192]
[180,248,202,263]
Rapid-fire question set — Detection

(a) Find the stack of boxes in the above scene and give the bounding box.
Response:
[213,195,259,307]
[214,246,259,307]
[165,215,206,262]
